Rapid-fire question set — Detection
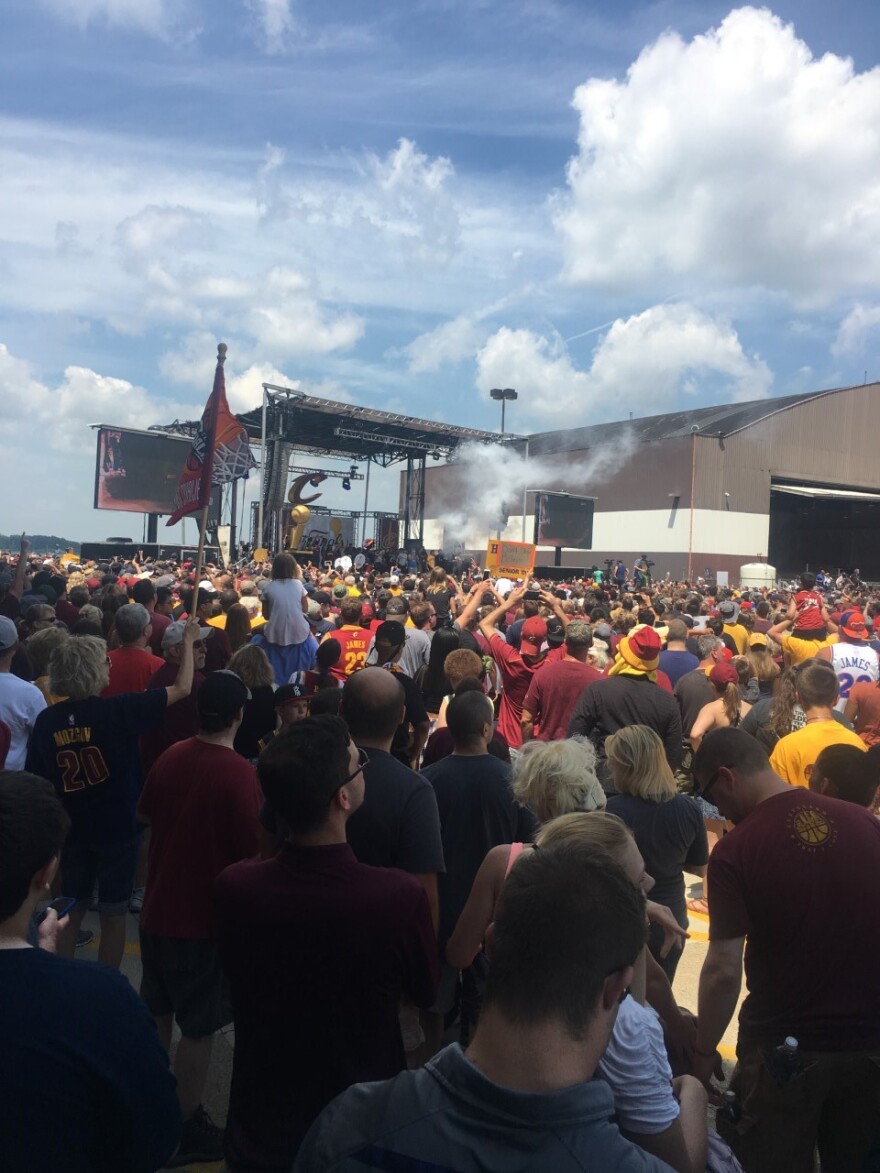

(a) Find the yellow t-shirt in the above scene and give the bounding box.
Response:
[723,623,750,655]
[780,632,838,666]
[770,719,866,788]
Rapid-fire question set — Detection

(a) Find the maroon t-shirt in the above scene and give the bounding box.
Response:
[139,661,205,773]
[146,610,171,656]
[214,843,439,1168]
[709,788,880,1050]
[202,625,232,674]
[523,659,604,741]
[139,738,261,939]
[55,599,80,628]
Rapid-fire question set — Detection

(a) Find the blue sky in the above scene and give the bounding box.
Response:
[1,0,879,541]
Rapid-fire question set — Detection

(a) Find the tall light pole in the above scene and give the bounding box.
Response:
[490,387,517,435]
[490,388,517,539]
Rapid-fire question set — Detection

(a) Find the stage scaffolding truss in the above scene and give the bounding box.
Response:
[157,383,515,551]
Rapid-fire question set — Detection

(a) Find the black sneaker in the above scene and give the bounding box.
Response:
[75,930,94,949]
[167,1104,224,1166]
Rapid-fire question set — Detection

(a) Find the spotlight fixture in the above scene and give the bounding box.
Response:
[431,451,441,461]
[309,477,322,487]
[341,477,351,491]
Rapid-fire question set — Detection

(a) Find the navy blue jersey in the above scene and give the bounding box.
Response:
[26,690,167,845]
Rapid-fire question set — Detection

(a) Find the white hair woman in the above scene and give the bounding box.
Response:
[24,624,201,970]
[605,725,708,981]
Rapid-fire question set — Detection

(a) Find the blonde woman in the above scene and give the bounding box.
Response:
[605,726,707,980]
[424,566,460,621]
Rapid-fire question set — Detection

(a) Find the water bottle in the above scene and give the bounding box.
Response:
[768,1036,800,1084]
[719,1089,741,1124]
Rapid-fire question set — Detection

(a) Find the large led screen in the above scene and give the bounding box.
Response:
[534,492,594,549]
[94,427,190,515]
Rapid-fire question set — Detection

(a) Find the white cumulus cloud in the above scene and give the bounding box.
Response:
[39,0,184,39]
[556,6,880,302]
[476,303,773,421]
[404,315,487,373]
[247,0,297,53]
[363,139,460,263]
[245,267,364,360]
[832,304,880,356]
[0,342,196,453]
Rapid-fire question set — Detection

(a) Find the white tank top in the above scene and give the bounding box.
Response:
[830,641,880,712]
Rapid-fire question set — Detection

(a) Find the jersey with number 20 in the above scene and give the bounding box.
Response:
[26,690,167,845]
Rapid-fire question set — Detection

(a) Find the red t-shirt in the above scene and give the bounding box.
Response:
[522,659,604,741]
[326,627,371,681]
[794,589,825,630]
[709,788,880,1050]
[102,646,165,697]
[487,632,538,748]
[139,738,261,938]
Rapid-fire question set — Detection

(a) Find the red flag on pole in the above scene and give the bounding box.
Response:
[167,343,254,526]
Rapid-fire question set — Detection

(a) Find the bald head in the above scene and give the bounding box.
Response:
[342,667,405,744]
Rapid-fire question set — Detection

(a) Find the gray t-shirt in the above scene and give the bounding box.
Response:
[294,1042,674,1172]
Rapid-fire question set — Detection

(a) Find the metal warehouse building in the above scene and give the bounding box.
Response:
[419,380,880,580]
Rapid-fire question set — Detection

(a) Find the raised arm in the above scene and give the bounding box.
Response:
[164,619,200,706]
[10,533,29,601]
[478,584,526,642]
[539,589,569,629]
[455,580,492,632]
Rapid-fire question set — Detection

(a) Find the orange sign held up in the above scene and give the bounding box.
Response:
[485,540,536,577]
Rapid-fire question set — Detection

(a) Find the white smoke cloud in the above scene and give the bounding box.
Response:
[431,433,637,549]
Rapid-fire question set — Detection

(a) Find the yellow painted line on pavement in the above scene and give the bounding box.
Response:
[84,938,142,958]
[719,1044,737,1061]
[687,929,709,942]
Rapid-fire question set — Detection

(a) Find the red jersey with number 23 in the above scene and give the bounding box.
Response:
[325,626,371,681]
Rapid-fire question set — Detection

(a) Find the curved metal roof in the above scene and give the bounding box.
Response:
[527,385,863,454]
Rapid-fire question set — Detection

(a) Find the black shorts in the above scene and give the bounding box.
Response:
[139,930,231,1039]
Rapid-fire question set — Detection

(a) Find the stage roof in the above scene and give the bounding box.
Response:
[155,383,507,466]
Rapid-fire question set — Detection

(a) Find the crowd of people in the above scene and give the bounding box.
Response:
[1,535,879,1172]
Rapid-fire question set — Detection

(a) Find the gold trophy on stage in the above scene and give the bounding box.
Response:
[286,473,326,553]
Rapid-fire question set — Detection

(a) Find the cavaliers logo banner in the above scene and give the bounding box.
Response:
[167,345,255,526]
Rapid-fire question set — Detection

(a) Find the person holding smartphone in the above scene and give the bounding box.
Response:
[0,771,181,1173]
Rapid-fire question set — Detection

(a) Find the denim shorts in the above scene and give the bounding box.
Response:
[60,837,140,916]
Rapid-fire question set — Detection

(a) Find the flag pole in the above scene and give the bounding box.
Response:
[192,342,226,597]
